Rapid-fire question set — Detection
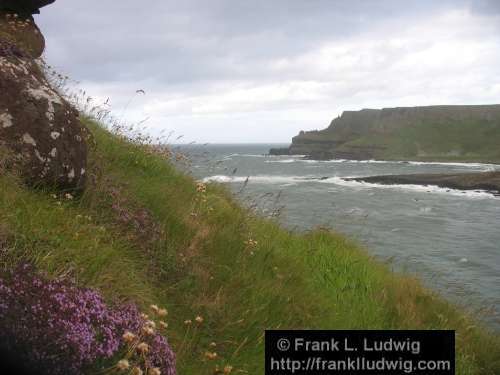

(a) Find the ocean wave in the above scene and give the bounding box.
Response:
[229,153,273,158]
[265,158,347,164]
[202,175,311,184]
[202,174,498,199]
[318,177,497,199]
[264,158,500,169]
[404,161,500,169]
[264,159,297,163]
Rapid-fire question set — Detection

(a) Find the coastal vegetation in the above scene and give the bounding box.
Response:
[274,105,500,163]
[1,119,499,374]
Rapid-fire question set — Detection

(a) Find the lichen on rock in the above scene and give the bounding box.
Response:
[0,2,89,192]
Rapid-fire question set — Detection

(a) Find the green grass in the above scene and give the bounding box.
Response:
[295,113,500,163]
[1,119,499,374]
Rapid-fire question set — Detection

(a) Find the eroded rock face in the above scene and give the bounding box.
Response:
[0,33,89,191]
[0,12,45,58]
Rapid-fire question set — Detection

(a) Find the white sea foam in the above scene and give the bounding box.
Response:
[404,161,500,169]
[202,174,498,199]
[231,154,269,158]
[265,158,347,164]
[265,159,297,163]
[419,207,433,213]
[318,177,497,199]
[202,175,311,184]
[264,158,500,170]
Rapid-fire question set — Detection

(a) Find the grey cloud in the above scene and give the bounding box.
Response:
[38,0,470,83]
[33,0,500,142]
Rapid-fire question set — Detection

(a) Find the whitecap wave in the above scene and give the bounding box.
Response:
[202,175,312,184]
[318,177,497,199]
[231,154,270,158]
[404,161,500,169]
[264,158,500,170]
[202,174,498,199]
[265,159,297,163]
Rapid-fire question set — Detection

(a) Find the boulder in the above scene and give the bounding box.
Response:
[0,2,89,192]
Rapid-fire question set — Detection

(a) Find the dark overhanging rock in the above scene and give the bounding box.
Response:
[0,0,55,17]
[0,0,90,192]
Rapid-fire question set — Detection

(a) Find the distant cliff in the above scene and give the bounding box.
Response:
[271,105,500,162]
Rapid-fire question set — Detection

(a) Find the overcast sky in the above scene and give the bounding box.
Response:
[37,0,500,143]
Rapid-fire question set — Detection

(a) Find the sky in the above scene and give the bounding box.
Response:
[37,0,500,143]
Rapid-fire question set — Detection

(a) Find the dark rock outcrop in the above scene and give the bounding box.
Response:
[272,105,500,162]
[0,0,55,16]
[347,172,500,195]
[268,147,289,156]
[0,2,89,191]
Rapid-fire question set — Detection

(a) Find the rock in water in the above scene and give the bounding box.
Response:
[0,3,89,192]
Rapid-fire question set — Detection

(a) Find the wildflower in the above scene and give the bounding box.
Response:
[64,193,74,200]
[145,320,156,329]
[140,313,149,320]
[150,304,159,313]
[159,321,168,329]
[142,326,155,336]
[209,342,217,347]
[196,182,207,193]
[51,194,57,199]
[137,342,149,354]
[122,331,136,343]
[184,319,192,325]
[117,359,130,371]
[244,239,258,247]
[0,264,178,375]
[148,368,161,375]
[195,316,204,324]
[157,308,168,317]
[204,351,218,360]
[224,365,233,374]
[131,367,144,375]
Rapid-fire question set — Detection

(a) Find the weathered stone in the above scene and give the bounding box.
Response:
[0,0,88,192]
[0,48,89,191]
[0,11,45,58]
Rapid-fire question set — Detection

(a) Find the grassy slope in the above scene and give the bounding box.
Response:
[1,119,499,374]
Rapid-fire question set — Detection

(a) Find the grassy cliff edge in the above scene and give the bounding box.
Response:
[285,105,500,162]
[1,119,499,374]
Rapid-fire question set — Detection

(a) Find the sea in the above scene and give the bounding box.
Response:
[177,143,500,330]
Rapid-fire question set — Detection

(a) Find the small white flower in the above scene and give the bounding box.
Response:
[116,359,130,371]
